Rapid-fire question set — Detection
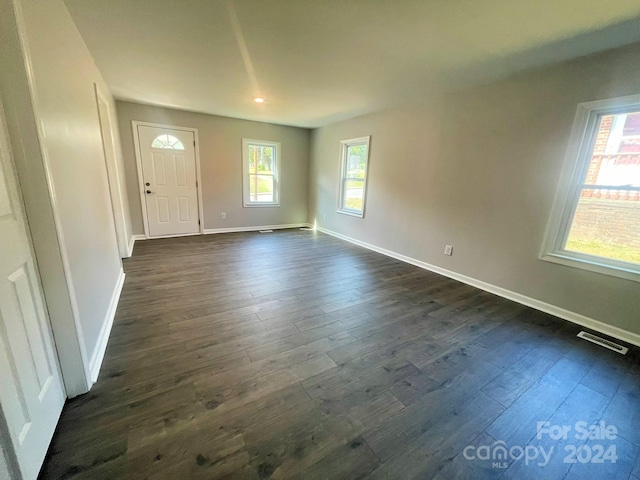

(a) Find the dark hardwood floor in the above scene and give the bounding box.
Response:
[40,229,640,479]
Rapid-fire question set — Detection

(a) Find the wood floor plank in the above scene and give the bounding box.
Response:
[632,448,640,478]
[481,343,566,407]
[303,331,439,399]
[364,359,503,461]
[40,229,640,480]
[368,392,505,479]
[295,436,380,480]
[484,356,591,447]
[431,431,507,480]
[564,435,638,480]
[503,383,611,480]
[244,322,357,362]
[601,370,640,447]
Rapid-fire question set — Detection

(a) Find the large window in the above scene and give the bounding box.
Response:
[242,139,280,206]
[338,136,371,217]
[541,95,640,281]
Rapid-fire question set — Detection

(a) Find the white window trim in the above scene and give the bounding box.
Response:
[540,94,640,283]
[337,136,371,218]
[242,138,280,207]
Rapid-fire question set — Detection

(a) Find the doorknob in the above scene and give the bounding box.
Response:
[146,190,155,194]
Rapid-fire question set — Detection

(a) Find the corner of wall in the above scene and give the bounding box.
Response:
[88,268,125,383]
[0,0,92,398]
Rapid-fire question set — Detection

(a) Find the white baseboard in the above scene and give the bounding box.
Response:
[131,226,310,239]
[126,235,136,257]
[316,226,640,348]
[204,223,309,235]
[127,234,146,253]
[88,269,125,382]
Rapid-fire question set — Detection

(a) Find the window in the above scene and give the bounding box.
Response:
[338,136,371,217]
[242,139,280,206]
[151,134,185,150]
[541,95,640,281]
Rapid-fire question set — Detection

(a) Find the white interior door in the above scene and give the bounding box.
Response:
[137,125,200,237]
[0,102,66,479]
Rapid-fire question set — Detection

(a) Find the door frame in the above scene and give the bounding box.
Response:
[0,88,66,480]
[94,84,130,257]
[3,0,91,397]
[132,121,205,239]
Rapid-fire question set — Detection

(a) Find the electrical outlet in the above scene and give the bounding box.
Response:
[221,212,227,219]
[444,245,453,256]
[323,213,327,220]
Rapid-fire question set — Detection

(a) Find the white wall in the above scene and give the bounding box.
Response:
[0,0,129,394]
[116,101,310,234]
[309,42,640,338]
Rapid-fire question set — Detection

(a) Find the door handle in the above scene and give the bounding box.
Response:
[146,190,155,195]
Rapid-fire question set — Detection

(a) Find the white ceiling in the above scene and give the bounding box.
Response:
[64,0,640,128]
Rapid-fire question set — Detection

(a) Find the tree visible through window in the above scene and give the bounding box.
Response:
[338,137,371,217]
[242,139,280,206]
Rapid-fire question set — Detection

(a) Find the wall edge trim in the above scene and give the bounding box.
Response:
[88,269,125,384]
[126,235,136,257]
[203,223,309,234]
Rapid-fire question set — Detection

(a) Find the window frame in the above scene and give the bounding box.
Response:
[337,136,371,218]
[540,94,640,282]
[242,138,280,207]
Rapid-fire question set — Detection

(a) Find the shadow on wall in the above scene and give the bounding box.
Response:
[445,16,640,90]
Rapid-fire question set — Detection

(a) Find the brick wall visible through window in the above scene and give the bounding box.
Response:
[541,95,640,280]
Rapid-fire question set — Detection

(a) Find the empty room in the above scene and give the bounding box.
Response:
[1,0,640,479]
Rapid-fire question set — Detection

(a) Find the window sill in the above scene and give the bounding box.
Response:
[540,251,640,283]
[337,209,364,218]
[243,203,280,208]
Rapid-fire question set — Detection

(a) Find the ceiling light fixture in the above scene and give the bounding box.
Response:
[254,97,264,103]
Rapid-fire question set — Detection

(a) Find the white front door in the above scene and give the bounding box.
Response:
[137,125,200,237]
[0,103,66,479]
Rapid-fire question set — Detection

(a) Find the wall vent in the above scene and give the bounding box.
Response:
[259,230,273,233]
[300,227,314,231]
[577,331,628,355]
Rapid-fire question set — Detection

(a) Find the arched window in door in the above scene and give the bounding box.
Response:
[151,134,185,150]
